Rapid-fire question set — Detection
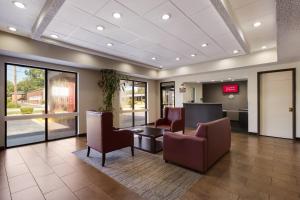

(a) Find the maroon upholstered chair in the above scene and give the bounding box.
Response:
[163,118,231,173]
[86,111,134,166]
[155,107,185,133]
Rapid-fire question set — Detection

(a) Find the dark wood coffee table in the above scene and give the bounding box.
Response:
[130,127,164,154]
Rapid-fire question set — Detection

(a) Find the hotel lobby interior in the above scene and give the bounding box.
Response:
[0,0,300,199]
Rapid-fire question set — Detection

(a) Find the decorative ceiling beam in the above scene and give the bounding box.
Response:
[31,0,65,40]
[210,0,250,53]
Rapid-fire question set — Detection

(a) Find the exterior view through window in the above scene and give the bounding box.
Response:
[5,64,78,147]
[119,80,147,128]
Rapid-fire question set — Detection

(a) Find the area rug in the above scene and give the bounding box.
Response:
[73,148,201,200]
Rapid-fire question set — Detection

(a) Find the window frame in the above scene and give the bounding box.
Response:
[4,63,78,148]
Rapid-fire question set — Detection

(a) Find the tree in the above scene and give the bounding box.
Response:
[16,69,45,93]
[7,80,14,96]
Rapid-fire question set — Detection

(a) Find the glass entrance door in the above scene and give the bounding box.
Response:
[160,82,175,117]
[119,80,147,128]
[5,64,78,147]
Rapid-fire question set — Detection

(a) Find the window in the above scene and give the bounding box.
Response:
[119,80,147,128]
[5,64,78,147]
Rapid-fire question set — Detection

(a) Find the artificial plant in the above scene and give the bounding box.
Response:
[98,69,125,112]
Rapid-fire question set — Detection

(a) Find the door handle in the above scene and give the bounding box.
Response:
[289,107,294,112]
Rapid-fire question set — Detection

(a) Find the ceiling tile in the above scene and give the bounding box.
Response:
[115,0,167,16]
[96,0,139,27]
[68,0,109,15]
[171,0,211,15]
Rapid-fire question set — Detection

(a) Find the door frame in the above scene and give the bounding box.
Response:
[160,81,175,118]
[4,63,78,148]
[257,68,296,139]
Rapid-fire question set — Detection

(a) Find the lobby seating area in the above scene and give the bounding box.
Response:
[0,0,300,199]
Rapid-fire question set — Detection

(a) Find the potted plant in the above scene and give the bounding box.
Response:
[98,69,126,112]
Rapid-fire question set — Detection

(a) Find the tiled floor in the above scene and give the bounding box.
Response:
[0,132,300,200]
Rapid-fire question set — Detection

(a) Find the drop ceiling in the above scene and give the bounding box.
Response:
[0,0,276,69]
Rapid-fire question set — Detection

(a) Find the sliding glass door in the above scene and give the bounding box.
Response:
[119,80,147,128]
[5,64,78,147]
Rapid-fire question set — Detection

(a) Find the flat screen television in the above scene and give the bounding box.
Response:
[222,84,239,93]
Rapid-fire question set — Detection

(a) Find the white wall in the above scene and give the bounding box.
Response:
[162,61,300,137]
[183,83,203,103]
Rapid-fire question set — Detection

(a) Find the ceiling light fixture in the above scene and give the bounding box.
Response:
[50,34,58,39]
[152,57,156,60]
[190,54,196,57]
[228,77,232,80]
[162,14,171,20]
[201,43,208,47]
[175,57,180,61]
[261,45,267,50]
[233,50,239,54]
[107,43,113,47]
[253,21,262,28]
[13,1,26,9]
[8,27,16,32]
[211,80,215,82]
[96,25,104,31]
[159,65,163,68]
[113,12,121,19]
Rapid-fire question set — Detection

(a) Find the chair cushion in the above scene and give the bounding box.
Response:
[167,108,181,122]
[195,124,207,138]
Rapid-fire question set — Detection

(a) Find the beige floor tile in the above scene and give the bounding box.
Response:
[61,173,92,192]
[44,187,78,200]
[8,173,37,193]
[6,164,29,179]
[74,184,113,200]
[36,174,65,194]
[11,186,44,200]
[0,187,11,200]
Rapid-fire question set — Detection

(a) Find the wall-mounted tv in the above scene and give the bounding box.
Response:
[222,84,239,93]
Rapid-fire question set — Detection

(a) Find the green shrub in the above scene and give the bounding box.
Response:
[20,107,34,114]
[7,102,20,108]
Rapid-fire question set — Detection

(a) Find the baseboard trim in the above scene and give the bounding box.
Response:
[78,133,87,137]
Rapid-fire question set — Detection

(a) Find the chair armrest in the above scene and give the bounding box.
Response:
[170,119,184,132]
[163,132,207,172]
[155,118,169,127]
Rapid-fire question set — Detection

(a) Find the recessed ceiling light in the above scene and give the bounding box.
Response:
[107,43,113,47]
[233,50,239,54]
[261,45,267,50]
[190,54,196,57]
[159,65,163,68]
[211,80,215,82]
[201,43,208,47]
[8,27,16,32]
[253,21,262,28]
[175,57,180,61]
[228,77,232,80]
[13,1,26,9]
[152,57,156,60]
[96,25,104,31]
[162,14,171,20]
[221,80,224,82]
[50,34,58,39]
[113,12,121,19]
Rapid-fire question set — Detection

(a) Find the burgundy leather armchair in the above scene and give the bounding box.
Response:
[155,107,185,133]
[86,111,134,166]
[163,118,231,173]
